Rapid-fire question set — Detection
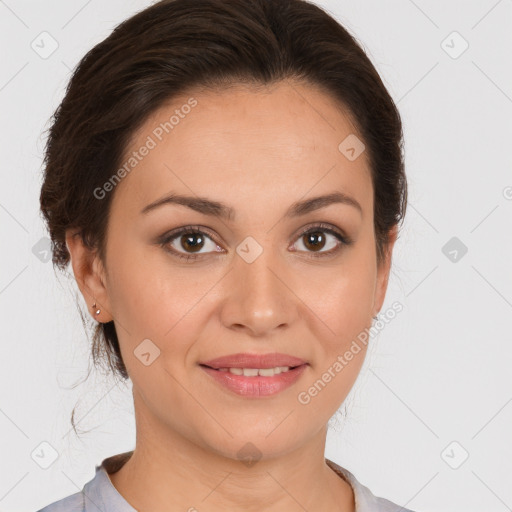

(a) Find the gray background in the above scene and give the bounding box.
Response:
[1,0,511,511]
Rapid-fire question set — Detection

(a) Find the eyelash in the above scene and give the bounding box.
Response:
[158,223,353,262]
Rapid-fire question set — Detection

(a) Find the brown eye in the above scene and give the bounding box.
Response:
[292,223,351,258]
[159,223,352,263]
[160,226,222,261]
[179,232,206,253]
[302,230,328,252]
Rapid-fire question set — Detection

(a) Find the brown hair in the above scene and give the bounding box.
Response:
[40,0,407,391]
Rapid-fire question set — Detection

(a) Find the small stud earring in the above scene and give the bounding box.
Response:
[92,302,101,316]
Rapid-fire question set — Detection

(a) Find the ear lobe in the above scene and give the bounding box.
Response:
[65,229,112,323]
[372,224,398,316]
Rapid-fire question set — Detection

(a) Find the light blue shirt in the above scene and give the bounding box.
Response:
[37,451,416,512]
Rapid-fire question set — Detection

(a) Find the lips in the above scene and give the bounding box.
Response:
[200,361,308,397]
[200,352,308,370]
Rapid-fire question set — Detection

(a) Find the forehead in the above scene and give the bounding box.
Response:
[111,80,372,221]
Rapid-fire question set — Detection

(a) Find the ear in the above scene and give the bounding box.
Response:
[65,229,112,323]
[372,224,398,317]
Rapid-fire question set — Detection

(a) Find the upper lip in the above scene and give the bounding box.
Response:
[200,352,308,369]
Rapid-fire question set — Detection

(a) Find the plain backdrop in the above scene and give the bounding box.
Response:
[1,1,511,511]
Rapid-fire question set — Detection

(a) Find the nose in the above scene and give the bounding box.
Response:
[219,249,299,338]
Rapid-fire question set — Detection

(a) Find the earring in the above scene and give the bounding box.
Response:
[92,302,101,316]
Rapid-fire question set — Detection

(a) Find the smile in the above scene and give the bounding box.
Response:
[199,363,308,397]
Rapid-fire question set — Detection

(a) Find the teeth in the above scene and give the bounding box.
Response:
[217,366,292,376]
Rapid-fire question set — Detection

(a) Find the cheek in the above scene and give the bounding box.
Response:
[106,244,220,360]
[303,247,377,347]
[294,262,375,418]
[104,245,169,344]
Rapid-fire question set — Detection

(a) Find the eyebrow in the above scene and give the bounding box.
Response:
[140,191,362,220]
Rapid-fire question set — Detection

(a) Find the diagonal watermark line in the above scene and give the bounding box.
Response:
[61,0,93,29]
[61,381,119,439]
[370,369,440,438]
[73,273,132,336]
[471,0,504,29]
[162,367,234,438]
[163,162,233,234]
[266,163,337,235]
[201,471,233,502]
[163,268,234,338]
[61,60,73,72]
[407,0,439,28]
[405,266,438,297]
[398,62,439,104]
[472,470,512,510]
[0,62,29,92]
[472,61,512,104]
[62,471,104,512]
[0,472,29,502]
[470,204,499,233]
[0,202,29,233]
[0,0,29,28]
[265,409,295,438]
[471,265,512,309]
[266,471,310,512]
[288,81,337,132]
[396,472,440,512]
[410,203,439,233]
[0,408,29,439]
[0,265,28,295]
[472,396,512,439]
[266,266,337,336]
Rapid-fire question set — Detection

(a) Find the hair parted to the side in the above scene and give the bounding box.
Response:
[39,0,407,416]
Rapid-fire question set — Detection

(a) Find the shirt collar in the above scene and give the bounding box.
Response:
[83,451,381,512]
[83,459,137,512]
[325,458,380,511]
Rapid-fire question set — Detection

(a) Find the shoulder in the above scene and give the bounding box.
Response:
[325,458,417,512]
[370,494,417,512]
[35,454,134,512]
[35,463,105,512]
[36,490,84,512]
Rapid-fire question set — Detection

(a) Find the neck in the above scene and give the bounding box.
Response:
[108,389,355,512]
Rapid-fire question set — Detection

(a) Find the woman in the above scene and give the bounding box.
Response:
[37,0,412,510]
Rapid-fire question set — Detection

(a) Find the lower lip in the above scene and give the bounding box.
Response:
[200,364,308,397]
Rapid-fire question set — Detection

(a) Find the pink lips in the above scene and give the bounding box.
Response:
[200,352,307,369]
[199,352,308,397]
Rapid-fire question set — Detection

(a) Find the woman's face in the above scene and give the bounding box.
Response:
[70,80,395,460]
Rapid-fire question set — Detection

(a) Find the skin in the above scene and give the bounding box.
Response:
[66,79,397,512]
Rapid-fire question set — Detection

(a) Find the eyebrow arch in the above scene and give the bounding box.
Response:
[140,191,362,220]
